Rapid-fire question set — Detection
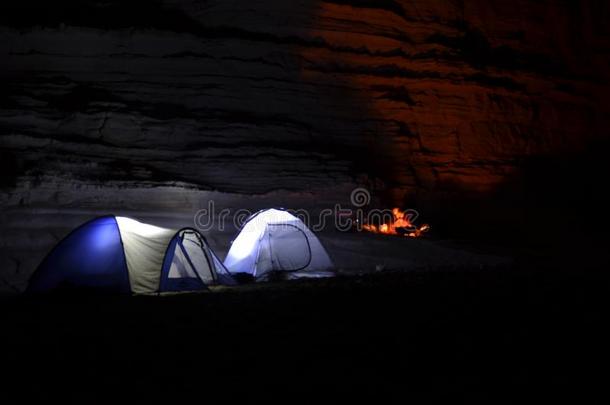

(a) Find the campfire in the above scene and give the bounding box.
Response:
[362,208,430,238]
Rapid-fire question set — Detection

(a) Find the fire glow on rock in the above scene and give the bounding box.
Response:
[362,208,430,238]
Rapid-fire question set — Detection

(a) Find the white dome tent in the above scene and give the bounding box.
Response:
[223,208,334,280]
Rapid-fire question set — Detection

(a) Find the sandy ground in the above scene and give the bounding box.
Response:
[0,201,510,293]
[1,265,608,403]
[1,193,607,402]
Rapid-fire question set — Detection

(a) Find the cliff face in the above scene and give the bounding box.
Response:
[2,0,608,195]
[1,1,609,288]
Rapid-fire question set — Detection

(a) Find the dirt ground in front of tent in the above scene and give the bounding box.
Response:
[1,262,607,403]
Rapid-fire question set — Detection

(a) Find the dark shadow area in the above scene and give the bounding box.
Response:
[413,137,610,252]
[0,0,202,32]
[0,149,22,189]
[1,266,608,403]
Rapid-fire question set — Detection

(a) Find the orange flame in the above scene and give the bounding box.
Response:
[362,208,430,238]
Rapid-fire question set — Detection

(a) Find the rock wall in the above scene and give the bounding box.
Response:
[1,0,609,289]
[3,0,609,195]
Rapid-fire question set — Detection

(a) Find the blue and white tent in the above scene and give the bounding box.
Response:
[28,216,233,294]
[224,209,334,280]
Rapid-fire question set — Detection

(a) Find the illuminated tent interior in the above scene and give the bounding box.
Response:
[27,216,234,294]
[224,209,334,280]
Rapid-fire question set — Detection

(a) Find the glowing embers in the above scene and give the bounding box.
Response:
[362,208,430,238]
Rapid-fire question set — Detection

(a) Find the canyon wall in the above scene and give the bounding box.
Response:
[1,0,609,289]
